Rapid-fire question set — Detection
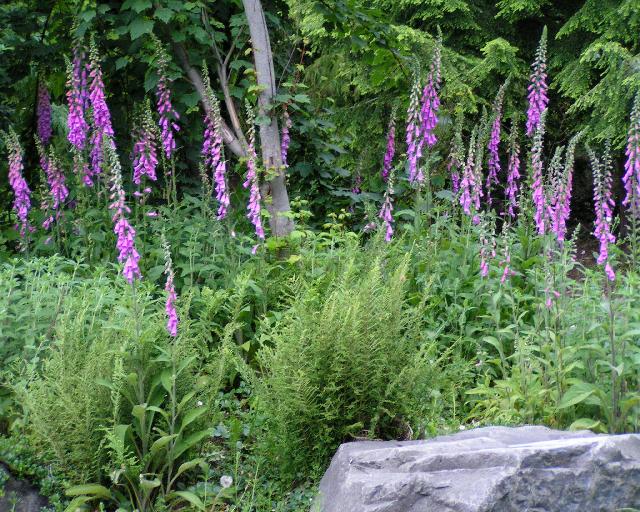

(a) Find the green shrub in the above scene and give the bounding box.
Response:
[253,252,445,481]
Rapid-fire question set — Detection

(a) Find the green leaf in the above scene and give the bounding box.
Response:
[150,434,177,455]
[174,458,205,479]
[64,496,97,512]
[568,418,602,431]
[174,428,211,458]
[558,383,596,409]
[169,491,205,511]
[65,484,112,499]
[129,18,155,40]
[122,0,152,13]
[179,406,207,433]
[154,7,174,23]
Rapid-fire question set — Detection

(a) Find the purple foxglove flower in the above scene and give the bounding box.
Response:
[202,70,230,220]
[486,82,507,205]
[88,39,115,182]
[132,102,159,187]
[106,143,141,283]
[623,93,640,219]
[382,111,396,182]
[6,129,31,242]
[66,48,89,150]
[526,27,549,137]
[379,173,395,241]
[505,119,521,220]
[589,144,616,281]
[352,172,362,195]
[37,140,68,229]
[406,76,424,185]
[37,83,52,145]
[479,224,496,278]
[420,41,442,149]
[244,104,265,242]
[155,44,180,160]
[447,114,464,193]
[550,133,580,242]
[459,128,479,216]
[531,111,548,235]
[281,107,292,167]
[162,235,179,337]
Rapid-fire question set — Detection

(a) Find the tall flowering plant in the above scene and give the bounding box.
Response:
[526,27,549,137]
[406,73,424,185]
[132,101,159,189]
[505,119,521,220]
[379,171,395,242]
[244,102,265,252]
[486,81,508,205]
[106,142,141,284]
[550,133,580,243]
[588,144,616,281]
[161,233,179,337]
[37,83,52,145]
[36,139,68,230]
[88,38,115,182]
[281,106,292,168]
[201,67,230,220]
[459,127,480,217]
[66,47,89,152]
[6,129,31,246]
[447,112,464,194]
[381,110,396,182]
[531,110,548,235]
[420,37,442,149]
[154,41,180,160]
[623,94,640,223]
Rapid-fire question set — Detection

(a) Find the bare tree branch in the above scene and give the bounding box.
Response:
[173,42,247,158]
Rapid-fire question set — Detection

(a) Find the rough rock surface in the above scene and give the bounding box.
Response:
[316,426,640,512]
[0,464,48,512]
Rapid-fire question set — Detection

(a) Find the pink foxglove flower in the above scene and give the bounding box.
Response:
[623,93,640,219]
[36,139,68,229]
[88,39,115,182]
[447,114,464,193]
[486,82,507,205]
[155,43,180,160]
[132,102,159,187]
[406,75,424,185]
[281,106,292,168]
[531,111,547,235]
[505,120,521,220]
[162,234,179,337]
[459,128,479,216]
[244,103,265,243]
[420,40,441,149]
[37,83,52,145]
[479,221,496,278]
[379,173,395,242]
[526,27,549,137]
[352,171,362,195]
[6,129,31,243]
[550,134,580,242]
[382,111,396,182]
[589,144,616,281]
[202,68,230,220]
[106,143,141,284]
[66,47,89,150]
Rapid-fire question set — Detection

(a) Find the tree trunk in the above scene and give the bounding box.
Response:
[242,0,294,237]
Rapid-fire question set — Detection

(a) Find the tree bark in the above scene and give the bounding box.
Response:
[242,0,294,237]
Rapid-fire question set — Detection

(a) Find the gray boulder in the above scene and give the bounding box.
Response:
[316,425,640,512]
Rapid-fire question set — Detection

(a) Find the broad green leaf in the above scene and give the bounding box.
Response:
[65,484,112,499]
[179,406,207,433]
[174,428,211,458]
[150,434,177,455]
[129,18,154,40]
[558,383,595,409]
[169,491,205,511]
[173,458,205,479]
